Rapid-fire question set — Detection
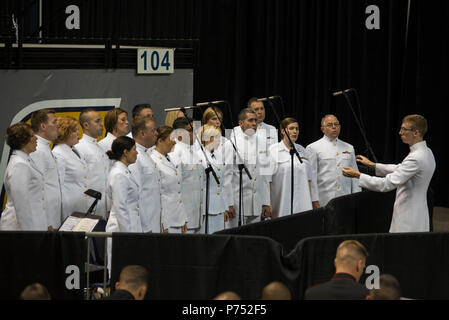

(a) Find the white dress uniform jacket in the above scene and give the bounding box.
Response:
[230,131,272,221]
[52,144,90,220]
[359,141,435,233]
[306,136,361,206]
[75,134,109,218]
[269,142,313,217]
[151,149,188,229]
[29,135,62,228]
[105,161,143,233]
[98,132,118,153]
[231,122,278,149]
[0,150,47,230]
[170,142,203,230]
[129,143,162,233]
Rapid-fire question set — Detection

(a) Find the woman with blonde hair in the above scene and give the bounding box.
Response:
[164,110,184,127]
[197,124,234,233]
[53,116,90,219]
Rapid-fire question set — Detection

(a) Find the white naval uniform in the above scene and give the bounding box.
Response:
[269,141,313,218]
[306,135,361,207]
[105,161,143,233]
[227,131,272,227]
[129,143,162,233]
[197,142,234,234]
[359,141,435,233]
[52,144,90,220]
[170,142,203,232]
[75,134,109,218]
[151,149,188,232]
[0,150,47,230]
[230,122,278,148]
[98,132,118,153]
[29,135,62,228]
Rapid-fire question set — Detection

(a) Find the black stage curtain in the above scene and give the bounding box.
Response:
[111,233,301,300]
[297,232,449,300]
[0,231,86,299]
[216,208,326,253]
[110,232,449,300]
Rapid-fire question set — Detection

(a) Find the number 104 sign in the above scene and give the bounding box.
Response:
[137,48,174,74]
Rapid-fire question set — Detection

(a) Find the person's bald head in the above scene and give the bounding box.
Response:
[261,281,291,300]
[334,240,368,282]
[213,291,241,300]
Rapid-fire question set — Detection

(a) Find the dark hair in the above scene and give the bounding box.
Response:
[156,126,174,144]
[238,108,256,122]
[279,117,298,139]
[369,274,401,300]
[131,115,155,137]
[20,283,51,300]
[104,108,128,133]
[119,265,149,292]
[172,117,191,130]
[247,97,259,108]
[6,122,34,150]
[106,136,135,161]
[132,104,152,119]
[30,109,55,132]
[79,108,97,129]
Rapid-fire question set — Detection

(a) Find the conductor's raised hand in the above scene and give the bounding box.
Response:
[356,155,375,168]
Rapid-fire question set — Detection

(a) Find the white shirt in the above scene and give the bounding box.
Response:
[151,149,188,229]
[52,144,90,220]
[105,161,143,233]
[230,131,272,217]
[306,135,361,206]
[0,150,47,230]
[360,141,435,233]
[197,143,234,215]
[170,142,204,229]
[269,141,313,217]
[129,143,162,233]
[75,134,109,218]
[29,135,62,228]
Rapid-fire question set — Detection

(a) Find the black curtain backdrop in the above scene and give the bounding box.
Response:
[4,0,447,205]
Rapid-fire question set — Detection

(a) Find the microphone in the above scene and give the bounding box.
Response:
[257,96,279,102]
[196,100,226,107]
[332,88,353,96]
[164,106,198,112]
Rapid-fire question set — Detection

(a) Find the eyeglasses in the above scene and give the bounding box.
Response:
[399,127,414,132]
[324,122,340,128]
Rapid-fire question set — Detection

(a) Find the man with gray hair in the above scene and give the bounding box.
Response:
[304,240,369,300]
[226,108,272,228]
[306,114,361,208]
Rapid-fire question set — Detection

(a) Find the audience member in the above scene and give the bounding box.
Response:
[213,291,241,300]
[366,274,401,300]
[261,281,292,300]
[304,240,369,300]
[103,265,149,300]
[19,283,51,300]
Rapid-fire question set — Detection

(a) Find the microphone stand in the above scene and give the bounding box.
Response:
[341,90,378,163]
[179,107,220,235]
[209,102,252,227]
[264,97,302,216]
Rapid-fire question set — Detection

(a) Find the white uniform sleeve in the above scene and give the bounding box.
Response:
[375,163,400,177]
[9,162,45,230]
[222,141,235,207]
[110,173,132,232]
[360,156,419,193]
[305,145,319,202]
